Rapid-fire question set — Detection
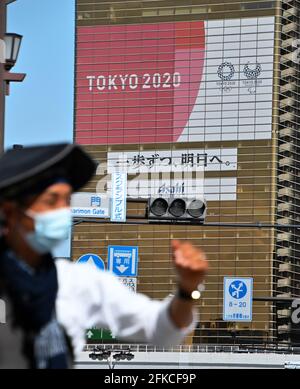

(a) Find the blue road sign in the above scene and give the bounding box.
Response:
[107,246,138,277]
[77,253,105,271]
[229,280,247,299]
[223,277,253,322]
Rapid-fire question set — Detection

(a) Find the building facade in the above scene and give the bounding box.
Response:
[73,0,300,346]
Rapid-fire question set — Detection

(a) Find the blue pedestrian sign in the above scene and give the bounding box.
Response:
[108,246,138,277]
[229,280,247,299]
[77,253,105,271]
[223,277,253,322]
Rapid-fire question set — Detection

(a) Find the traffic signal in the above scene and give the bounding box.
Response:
[113,351,134,361]
[148,197,207,223]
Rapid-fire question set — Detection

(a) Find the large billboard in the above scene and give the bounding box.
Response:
[75,17,274,145]
[74,15,277,341]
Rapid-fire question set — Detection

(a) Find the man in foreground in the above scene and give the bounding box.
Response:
[0,143,208,368]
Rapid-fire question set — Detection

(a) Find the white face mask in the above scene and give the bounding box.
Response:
[24,208,72,254]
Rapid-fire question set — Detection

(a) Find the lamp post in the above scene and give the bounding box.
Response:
[3,32,25,96]
[0,0,7,154]
[4,32,22,70]
[0,0,26,154]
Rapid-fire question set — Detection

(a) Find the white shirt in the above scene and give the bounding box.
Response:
[55,259,196,359]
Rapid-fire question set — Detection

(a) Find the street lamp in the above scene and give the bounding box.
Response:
[0,0,26,153]
[4,33,23,70]
[2,32,25,97]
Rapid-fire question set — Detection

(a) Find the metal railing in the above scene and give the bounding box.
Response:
[83,343,300,354]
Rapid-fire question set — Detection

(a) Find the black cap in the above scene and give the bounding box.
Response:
[0,143,97,201]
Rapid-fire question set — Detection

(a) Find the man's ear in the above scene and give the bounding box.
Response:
[1,201,19,225]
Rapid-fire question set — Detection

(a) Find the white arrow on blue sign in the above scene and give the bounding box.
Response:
[77,253,105,271]
[223,277,253,322]
[108,246,138,277]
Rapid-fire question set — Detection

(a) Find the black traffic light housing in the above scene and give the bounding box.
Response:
[148,197,207,223]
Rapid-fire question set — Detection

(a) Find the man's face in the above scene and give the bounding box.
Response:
[3,182,72,235]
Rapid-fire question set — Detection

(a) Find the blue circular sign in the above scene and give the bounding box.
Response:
[77,253,105,271]
[229,280,247,299]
